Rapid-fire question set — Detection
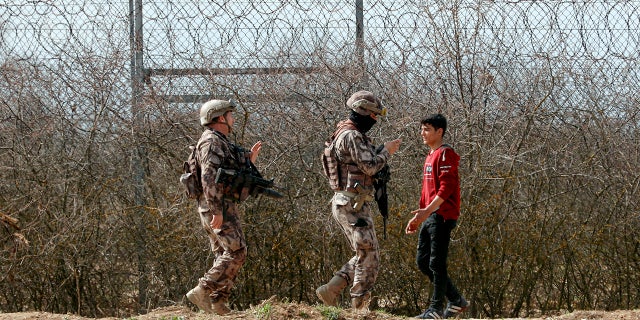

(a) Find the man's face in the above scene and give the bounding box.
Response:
[224,111,235,128]
[219,111,234,128]
[420,123,441,147]
[216,111,235,134]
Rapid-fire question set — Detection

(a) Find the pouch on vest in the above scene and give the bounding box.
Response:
[180,145,203,199]
[321,141,341,191]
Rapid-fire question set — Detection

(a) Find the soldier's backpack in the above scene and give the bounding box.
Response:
[180,145,203,199]
[321,128,353,191]
[321,138,341,191]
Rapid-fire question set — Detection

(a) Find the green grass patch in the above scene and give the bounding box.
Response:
[317,305,341,320]
[254,302,273,319]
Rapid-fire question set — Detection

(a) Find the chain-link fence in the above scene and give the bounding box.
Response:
[2,1,639,318]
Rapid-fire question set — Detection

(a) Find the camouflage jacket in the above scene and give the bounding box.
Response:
[331,120,390,193]
[196,129,250,215]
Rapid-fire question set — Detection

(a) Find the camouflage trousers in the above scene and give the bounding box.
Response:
[197,201,247,302]
[331,192,380,297]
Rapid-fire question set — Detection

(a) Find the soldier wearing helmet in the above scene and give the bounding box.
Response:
[186,99,263,315]
[317,91,402,311]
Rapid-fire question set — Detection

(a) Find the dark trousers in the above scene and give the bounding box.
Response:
[416,212,462,310]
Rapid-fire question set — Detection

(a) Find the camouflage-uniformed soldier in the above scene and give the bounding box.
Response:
[186,99,262,315]
[317,91,401,310]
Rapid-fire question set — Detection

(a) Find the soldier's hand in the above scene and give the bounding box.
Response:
[210,214,223,230]
[250,141,262,163]
[384,139,402,155]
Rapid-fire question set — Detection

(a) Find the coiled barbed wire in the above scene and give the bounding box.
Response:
[2,1,638,99]
[2,1,637,64]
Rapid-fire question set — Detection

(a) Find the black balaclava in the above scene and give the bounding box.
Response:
[349,110,377,133]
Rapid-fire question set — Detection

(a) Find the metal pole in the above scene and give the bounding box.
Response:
[355,0,368,88]
[130,0,149,312]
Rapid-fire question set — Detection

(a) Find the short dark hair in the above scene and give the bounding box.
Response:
[420,114,447,136]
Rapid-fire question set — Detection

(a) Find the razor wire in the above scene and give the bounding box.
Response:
[1,0,639,101]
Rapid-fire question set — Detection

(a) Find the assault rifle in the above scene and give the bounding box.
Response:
[215,164,284,201]
[374,145,391,239]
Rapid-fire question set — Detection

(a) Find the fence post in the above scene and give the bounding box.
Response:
[129,0,149,312]
[356,0,368,88]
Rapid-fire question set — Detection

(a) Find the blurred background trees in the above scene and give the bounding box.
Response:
[1,1,638,318]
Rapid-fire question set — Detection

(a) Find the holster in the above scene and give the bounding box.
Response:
[350,183,374,210]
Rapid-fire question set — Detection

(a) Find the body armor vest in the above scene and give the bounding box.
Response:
[201,129,253,202]
[322,122,374,193]
[207,130,250,171]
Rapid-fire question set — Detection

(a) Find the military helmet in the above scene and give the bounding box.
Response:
[346,90,387,116]
[200,99,237,126]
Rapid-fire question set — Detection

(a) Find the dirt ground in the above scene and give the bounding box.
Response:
[0,298,638,320]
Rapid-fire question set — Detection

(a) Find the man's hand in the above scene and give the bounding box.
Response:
[405,208,428,234]
[210,214,223,230]
[384,139,402,155]
[250,141,262,163]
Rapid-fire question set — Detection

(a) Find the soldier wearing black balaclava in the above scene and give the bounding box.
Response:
[317,91,402,311]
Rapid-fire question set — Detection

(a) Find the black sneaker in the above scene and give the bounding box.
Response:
[416,307,444,319]
[443,297,470,318]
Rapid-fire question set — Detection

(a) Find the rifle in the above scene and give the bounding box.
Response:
[215,166,284,201]
[373,145,391,239]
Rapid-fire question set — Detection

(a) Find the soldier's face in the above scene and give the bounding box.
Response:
[225,111,235,128]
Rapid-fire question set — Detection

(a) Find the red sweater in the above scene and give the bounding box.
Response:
[420,145,461,221]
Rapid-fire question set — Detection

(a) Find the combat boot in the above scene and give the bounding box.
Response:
[316,276,348,306]
[351,292,371,311]
[186,286,215,314]
[211,298,231,315]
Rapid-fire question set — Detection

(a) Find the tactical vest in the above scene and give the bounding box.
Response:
[198,129,253,202]
[322,124,374,193]
[206,129,251,171]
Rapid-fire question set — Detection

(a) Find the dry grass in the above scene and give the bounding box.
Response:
[0,296,638,320]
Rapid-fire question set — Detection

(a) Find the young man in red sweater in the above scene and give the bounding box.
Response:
[405,114,469,319]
